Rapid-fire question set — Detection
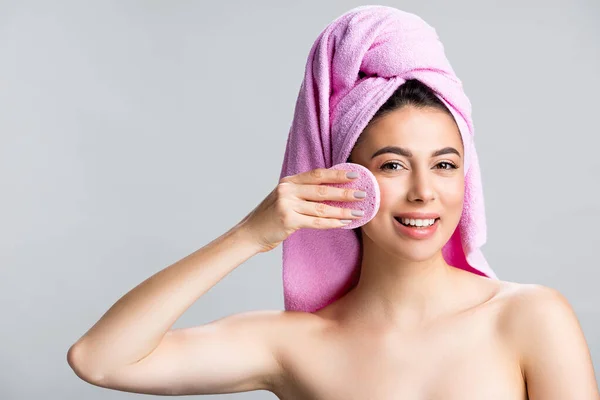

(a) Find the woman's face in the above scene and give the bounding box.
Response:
[349,105,465,261]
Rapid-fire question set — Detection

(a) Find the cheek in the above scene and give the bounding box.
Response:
[441,179,464,209]
[377,181,402,208]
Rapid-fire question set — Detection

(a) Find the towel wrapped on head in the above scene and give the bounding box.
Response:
[279,5,498,313]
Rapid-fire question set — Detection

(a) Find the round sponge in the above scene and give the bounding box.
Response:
[322,162,381,229]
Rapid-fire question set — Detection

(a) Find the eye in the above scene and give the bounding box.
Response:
[436,161,458,170]
[380,161,404,171]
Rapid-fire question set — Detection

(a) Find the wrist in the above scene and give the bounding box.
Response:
[229,221,264,254]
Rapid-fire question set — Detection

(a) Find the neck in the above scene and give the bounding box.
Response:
[342,233,466,330]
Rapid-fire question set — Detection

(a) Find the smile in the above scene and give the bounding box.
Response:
[393,216,440,239]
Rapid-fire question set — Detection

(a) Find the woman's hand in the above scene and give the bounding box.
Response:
[239,168,365,253]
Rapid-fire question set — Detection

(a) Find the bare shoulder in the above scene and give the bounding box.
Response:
[495,282,577,337]
[495,282,600,399]
[496,281,566,313]
[495,282,580,346]
[268,308,332,354]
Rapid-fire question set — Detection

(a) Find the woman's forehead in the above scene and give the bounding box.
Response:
[360,108,463,152]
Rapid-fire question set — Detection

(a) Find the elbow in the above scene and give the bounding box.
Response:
[67,343,105,384]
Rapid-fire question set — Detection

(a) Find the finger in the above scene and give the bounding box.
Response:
[295,200,363,220]
[281,168,354,185]
[295,184,365,203]
[295,213,353,230]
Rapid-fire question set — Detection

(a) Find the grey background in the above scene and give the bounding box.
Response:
[1,0,598,398]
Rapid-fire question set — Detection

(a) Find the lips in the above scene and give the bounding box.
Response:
[392,215,440,239]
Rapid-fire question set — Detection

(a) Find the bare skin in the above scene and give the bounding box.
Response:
[271,270,525,399]
[67,106,599,399]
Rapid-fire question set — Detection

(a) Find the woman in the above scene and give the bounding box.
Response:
[67,6,599,400]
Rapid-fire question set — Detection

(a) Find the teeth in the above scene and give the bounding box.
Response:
[397,218,436,227]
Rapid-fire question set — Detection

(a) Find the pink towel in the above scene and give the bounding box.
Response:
[278,5,498,313]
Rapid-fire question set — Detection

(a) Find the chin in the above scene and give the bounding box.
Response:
[383,234,442,257]
[392,247,442,262]
[364,230,444,261]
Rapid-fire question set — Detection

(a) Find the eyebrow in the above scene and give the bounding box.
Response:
[370,146,461,160]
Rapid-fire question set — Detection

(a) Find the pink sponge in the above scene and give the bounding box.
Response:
[321,162,380,229]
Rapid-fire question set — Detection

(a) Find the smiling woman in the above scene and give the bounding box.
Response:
[66,5,600,400]
[307,76,599,399]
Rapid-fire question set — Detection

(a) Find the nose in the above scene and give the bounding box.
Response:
[406,169,436,203]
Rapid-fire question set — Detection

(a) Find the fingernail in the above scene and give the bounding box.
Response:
[340,219,352,224]
[351,210,364,217]
[354,191,366,198]
[346,171,359,179]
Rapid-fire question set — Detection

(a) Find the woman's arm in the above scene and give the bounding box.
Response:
[505,284,600,399]
[66,221,284,394]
